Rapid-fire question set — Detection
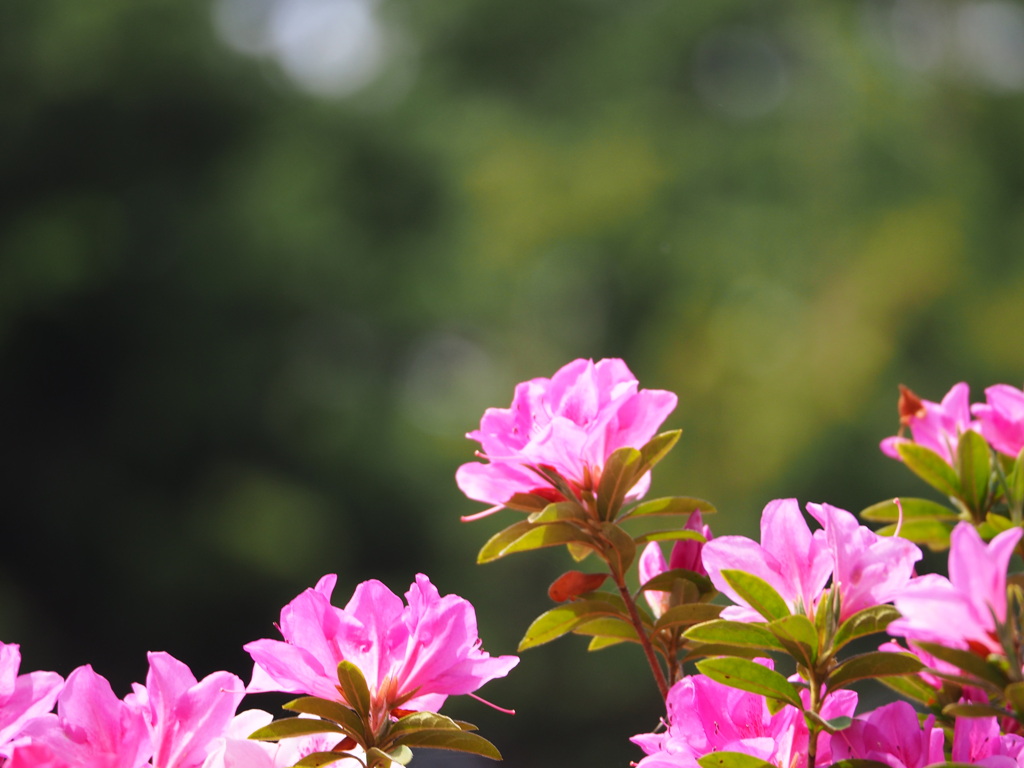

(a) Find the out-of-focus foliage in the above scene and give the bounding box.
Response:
[3,0,1024,765]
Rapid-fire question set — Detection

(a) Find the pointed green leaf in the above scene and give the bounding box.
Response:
[860,497,960,523]
[502,493,551,513]
[478,521,596,563]
[366,747,396,767]
[768,614,818,668]
[721,570,790,621]
[683,619,785,651]
[985,512,1015,534]
[833,605,902,651]
[573,616,640,642]
[597,447,643,520]
[639,567,714,596]
[942,702,1012,719]
[519,600,625,651]
[637,430,682,476]
[567,541,593,562]
[957,429,992,514]
[654,603,723,632]
[826,651,923,691]
[392,728,502,759]
[632,529,707,546]
[525,464,579,505]
[249,717,346,741]
[875,519,954,551]
[915,641,1010,687]
[623,496,718,520]
[283,697,364,739]
[696,657,802,708]
[389,711,463,737]
[682,642,765,662]
[587,635,628,651]
[896,442,961,498]
[829,761,897,768]
[877,669,939,705]
[598,522,636,577]
[803,711,853,733]
[296,752,364,767]
[336,661,371,719]
[1007,447,1024,512]
[697,752,775,768]
[528,501,588,523]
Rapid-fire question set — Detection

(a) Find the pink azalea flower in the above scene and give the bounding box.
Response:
[889,522,1023,655]
[880,382,975,465]
[24,664,150,768]
[631,659,855,768]
[701,499,833,621]
[244,573,518,732]
[129,652,245,768]
[805,502,921,622]
[456,358,677,518]
[952,715,1024,767]
[830,701,944,768]
[973,384,1024,458]
[639,512,712,618]
[0,642,63,759]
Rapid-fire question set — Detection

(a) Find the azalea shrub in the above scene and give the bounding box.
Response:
[4,361,1024,768]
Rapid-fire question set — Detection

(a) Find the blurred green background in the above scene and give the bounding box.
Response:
[3,0,1024,764]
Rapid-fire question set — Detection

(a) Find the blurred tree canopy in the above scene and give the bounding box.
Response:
[4,0,1024,765]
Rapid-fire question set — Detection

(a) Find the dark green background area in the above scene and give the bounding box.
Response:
[3,0,1024,765]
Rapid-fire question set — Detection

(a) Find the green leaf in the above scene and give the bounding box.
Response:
[282,697,364,739]
[682,619,785,651]
[623,496,718,520]
[1006,681,1024,714]
[875,519,954,551]
[528,501,588,523]
[985,512,1015,534]
[802,712,853,733]
[572,616,640,643]
[392,728,502,759]
[337,661,371,719]
[477,521,596,563]
[389,711,463,737]
[957,429,992,514]
[896,442,961,498]
[654,603,723,632]
[1006,447,1024,513]
[502,493,551,513]
[721,570,790,621]
[387,745,413,765]
[588,635,628,651]
[639,567,714,596]
[637,430,682,476]
[942,702,1012,719]
[826,651,923,691]
[914,641,1010,687]
[248,717,346,741]
[632,529,707,546]
[598,522,636,577]
[860,497,960,523]
[696,657,802,708]
[829,761,897,768]
[697,752,775,768]
[767,614,818,668]
[296,752,364,767]
[833,605,902,651]
[876,669,939,705]
[519,600,625,651]
[597,447,643,520]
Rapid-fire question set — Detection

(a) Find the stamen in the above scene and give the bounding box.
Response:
[461,505,503,522]
[468,691,516,715]
[893,497,904,538]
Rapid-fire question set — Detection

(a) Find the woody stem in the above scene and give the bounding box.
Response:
[612,570,669,699]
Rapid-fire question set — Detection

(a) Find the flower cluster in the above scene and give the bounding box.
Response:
[11,359,1024,768]
[0,576,516,768]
